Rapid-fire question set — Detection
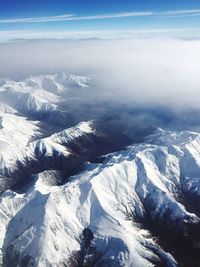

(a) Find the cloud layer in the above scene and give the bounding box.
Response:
[0,38,200,110]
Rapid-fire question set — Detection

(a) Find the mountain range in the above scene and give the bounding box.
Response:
[0,73,200,267]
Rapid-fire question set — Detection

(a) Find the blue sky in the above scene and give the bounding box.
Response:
[1,0,200,40]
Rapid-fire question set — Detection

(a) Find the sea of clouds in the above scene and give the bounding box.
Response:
[0,38,200,110]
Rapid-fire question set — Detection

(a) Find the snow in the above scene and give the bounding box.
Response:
[0,73,92,177]
[0,73,200,266]
[0,72,90,114]
[1,126,200,265]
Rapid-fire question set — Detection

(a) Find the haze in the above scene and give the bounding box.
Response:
[0,38,200,109]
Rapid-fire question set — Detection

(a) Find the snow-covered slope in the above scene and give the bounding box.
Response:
[1,129,200,266]
[0,73,94,188]
[0,120,95,177]
[0,73,90,114]
[1,73,200,267]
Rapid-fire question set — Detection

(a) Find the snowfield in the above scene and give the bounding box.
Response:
[0,73,200,266]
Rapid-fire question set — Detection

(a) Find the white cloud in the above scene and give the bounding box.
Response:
[1,9,200,24]
[161,9,200,17]
[0,12,153,24]
[0,14,74,24]
[0,38,200,109]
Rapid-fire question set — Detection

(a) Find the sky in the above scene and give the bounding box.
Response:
[1,0,200,40]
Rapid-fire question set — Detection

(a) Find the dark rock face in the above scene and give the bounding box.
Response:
[141,210,200,267]
[0,117,155,192]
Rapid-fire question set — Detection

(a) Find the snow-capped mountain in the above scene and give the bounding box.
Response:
[0,73,200,267]
[0,73,90,113]
[1,129,200,267]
